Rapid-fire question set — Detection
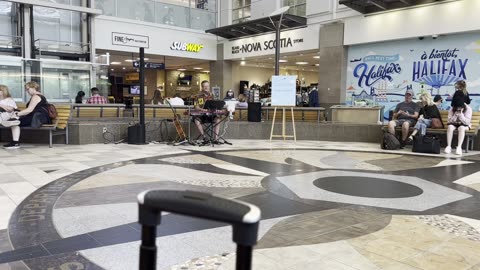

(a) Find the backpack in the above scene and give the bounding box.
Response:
[46,103,57,119]
[381,132,401,150]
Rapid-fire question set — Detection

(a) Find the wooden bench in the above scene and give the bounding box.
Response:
[72,104,125,118]
[0,104,71,148]
[383,111,480,151]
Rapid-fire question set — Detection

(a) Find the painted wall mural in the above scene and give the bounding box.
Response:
[346,33,480,120]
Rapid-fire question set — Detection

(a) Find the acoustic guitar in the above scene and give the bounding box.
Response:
[165,100,187,143]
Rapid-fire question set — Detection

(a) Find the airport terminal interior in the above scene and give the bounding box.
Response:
[1,0,480,269]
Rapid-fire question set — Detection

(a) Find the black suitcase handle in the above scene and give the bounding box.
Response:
[138,190,261,270]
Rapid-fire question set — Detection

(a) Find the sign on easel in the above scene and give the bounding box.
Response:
[270,75,297,141]
[271,75,296,106]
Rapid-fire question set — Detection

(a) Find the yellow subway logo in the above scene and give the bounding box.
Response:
[171,42,204,53]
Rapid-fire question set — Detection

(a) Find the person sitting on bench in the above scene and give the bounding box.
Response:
[2,82,51,149]
[444,94,472,156]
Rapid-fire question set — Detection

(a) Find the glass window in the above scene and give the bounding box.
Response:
[117,0,155,22]
[33,6,82,44]
[233,0,242,9]
[40,61,91,101]
[190,9,216,30]
[0,59,23,100]
[156,3,190,28]
[283,0,306,16]
[232,0,250,24]
[95,0,116,16]
[0,1,12,36]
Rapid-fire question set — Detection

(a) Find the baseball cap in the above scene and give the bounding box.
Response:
[434,94,443,102]
[405,89,414,96]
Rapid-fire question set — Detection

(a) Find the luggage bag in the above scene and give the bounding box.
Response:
[137,190,262,270]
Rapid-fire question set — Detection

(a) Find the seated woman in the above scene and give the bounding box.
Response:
[444,95,472,156]
[237,94,248,108]
[0,85,17,126]
[75,90,85,104]
[408,92,441,141]
[2,82,51,149]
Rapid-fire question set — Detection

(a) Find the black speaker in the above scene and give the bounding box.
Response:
[240,80,249,95]
[247,102,262,122]
[128,124,145,144]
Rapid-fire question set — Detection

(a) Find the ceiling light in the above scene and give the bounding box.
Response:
[315,64,319,66]
[177,68,186,71]
[279,59,288,63]
[296,62,309,65]
[313,56,320,59]
[111,61,121,65]
[193,67,203,70]
[122,67,126,70]
[125,59,135,62]
[110,69,114,71]
[240,61,246,65]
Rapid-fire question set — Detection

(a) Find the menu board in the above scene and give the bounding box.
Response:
[271,75,297,106]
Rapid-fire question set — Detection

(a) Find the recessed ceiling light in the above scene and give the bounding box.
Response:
[193,67,203,70]
[313,56,320,59]
[240,61,246,65]
[296,62,309,65]
[177,68,186,71]
[315,64,320,66]
[122,67,126,70]
[125,59,135,62]
[110,69,114,71]
[279,59,288,63]
[111,62,121,65]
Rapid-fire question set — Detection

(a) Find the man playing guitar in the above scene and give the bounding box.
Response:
[193,80,222,143]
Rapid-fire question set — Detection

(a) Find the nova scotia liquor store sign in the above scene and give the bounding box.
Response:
[223,24,320,60]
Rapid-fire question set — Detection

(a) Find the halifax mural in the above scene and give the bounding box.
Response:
[346,33,480,120]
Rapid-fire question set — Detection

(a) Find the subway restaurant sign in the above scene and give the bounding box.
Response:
[170,42,204,53]
[223,24,320,60]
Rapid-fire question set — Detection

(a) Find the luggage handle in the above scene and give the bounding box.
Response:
[138,190,261,270]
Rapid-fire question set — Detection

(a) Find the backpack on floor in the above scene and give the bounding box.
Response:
[381,132,401,150]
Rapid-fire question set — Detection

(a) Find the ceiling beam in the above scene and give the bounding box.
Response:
[398,0,412,5]
[368,0,388,10]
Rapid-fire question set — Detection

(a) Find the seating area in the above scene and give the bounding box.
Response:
[0,103,71,148]
[383,111,480,151]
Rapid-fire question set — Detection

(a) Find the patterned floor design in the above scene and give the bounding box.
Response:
[0,140,479,270]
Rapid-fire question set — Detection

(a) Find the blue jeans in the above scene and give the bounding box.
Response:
[414,118,432,136]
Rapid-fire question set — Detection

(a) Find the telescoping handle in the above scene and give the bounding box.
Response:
[138,190,261,270]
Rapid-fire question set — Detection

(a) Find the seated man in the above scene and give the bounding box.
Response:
[193,80,221,143]
[388,89,420,148]
[87,87,107,104]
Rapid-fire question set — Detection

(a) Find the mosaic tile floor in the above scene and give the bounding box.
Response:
[0,140,479,270]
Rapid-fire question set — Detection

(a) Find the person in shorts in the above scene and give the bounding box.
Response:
[388,89,421,148]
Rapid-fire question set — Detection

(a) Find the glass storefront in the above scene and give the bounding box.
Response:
[0,57,99,103]
[95,0,216,30]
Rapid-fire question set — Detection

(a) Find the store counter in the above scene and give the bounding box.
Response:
[331,105,384,124]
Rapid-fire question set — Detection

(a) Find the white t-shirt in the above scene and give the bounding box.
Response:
[168,97,184,106]
[0,98,17,110]
[0,98,17,121]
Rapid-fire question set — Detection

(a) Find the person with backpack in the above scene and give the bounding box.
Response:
[2,81,52,149]
[387,89,421,148]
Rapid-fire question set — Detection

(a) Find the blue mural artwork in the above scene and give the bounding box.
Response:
[346,33,480,120]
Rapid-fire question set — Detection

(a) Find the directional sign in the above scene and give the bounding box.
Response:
[133,61,165,70]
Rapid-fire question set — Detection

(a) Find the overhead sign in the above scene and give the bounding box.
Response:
[132,61,165,69]
[125,73,139,81]
[112,32,149,48]
[170,42,204,53]
[224,24,320,59]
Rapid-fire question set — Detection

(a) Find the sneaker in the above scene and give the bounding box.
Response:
[444,146,452,154]
[1,119,20,127]
[407,136,413,143]
[399,140,406,149]
[3,142,20,149]
[456,147,462,156]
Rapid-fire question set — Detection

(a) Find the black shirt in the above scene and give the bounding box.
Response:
[419,104,441,119]
[452,90,471,105]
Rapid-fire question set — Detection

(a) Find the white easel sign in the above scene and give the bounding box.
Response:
[271,75,297,106]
